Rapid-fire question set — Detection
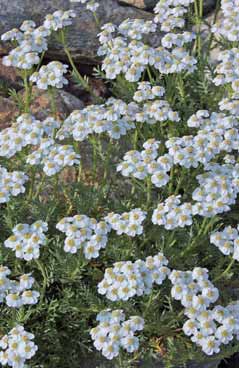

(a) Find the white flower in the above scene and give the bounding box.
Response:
[182,319,198,336]
[152,196,193,230]
[91,310,144,359]
[4,221,48,261]
[215,326,233,344]
[201,336,220,355]
[43,10,76,31]
[98,252,169,301]
[0,326,37,367]
[86,1,99,12]
[57,214,110,259]
[21,290,40,305]
[6,293,23,308]
[27,139,80,176]
[30,61,68,90]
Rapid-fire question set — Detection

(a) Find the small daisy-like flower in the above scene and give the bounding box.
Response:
[90,310,144,359]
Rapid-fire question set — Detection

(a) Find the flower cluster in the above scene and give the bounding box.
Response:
[86,0,100,12]
[133,82,165,103]
[0,114,60,159]
[161,31,195,49]
[76,0,99,12]
[2,22,46,69]
[166,111,239,169]
[0,325,38,367]
[213,48,239,93]
[212,0,239,42]
[98,253,170,301]
[4,221,48,261]
[210,225,239,261]
[98,10,197,82]
[117,139,173,188]
[57,98,135,141]
[56,215,110,259]
[192,163,239,217]
[118,19,157,40]
[104,208,146,237]
[0,167,28,204]
[26,139,80,176]
[90,310,144,360]
[1,10,75,70]
[0,267,39,308]
[43,10,76,31]
[219,95,239,116]
[170,268,239,355]
[152,195,193,230]
[154,0,194,31]
[133,94,180,125]
[30,61,68,89]
[118,107,239,190]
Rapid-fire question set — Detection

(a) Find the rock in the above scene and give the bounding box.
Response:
[29,87,84,120]
[0,58,22,96]
[137,354,221,368]
[0,96,18,129]
[0,0,156,64]
[0,88,84,129]
[119,0,217,13]
[118,0,158,10]
[188,360,220,368]
[65,73,108,102]
[203,0,217,14]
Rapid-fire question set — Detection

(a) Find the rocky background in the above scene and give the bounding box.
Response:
[0,0,217,63]
[0,0,218,125]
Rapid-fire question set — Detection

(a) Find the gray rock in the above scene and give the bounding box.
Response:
[118,0,158,10]
[118,0,217,13]
[0,0,155,64]
[138,355,221,368]
[188,360,220,368]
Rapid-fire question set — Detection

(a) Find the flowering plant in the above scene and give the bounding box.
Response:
[1,0,239,367]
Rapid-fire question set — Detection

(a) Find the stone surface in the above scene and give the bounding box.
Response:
[0,57,22,95]
[138,359,220,368]
[188,360,220,368]
[0,0,156,64]
[0,88,84,129]
[29,87,84,120]
[119,0,217,13]
[203,0,217,14]
[118,0,158,9]
[0,96,18,129]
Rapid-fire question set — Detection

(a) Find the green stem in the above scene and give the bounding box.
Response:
[23,70,31,113]
[90,136,98,179]
[35,259,48,304]
[180,217,208,257]
[103,141,112,184]
[205,0,221,60]
[147,66,154,85]
[60,30,101,103]
[194,0,203,57]
[48,87,57,118]
[168,166,175,194]
[33,173,46,200]
[144,292,154,317]
[213,258,235,283]
[27,168,36,201]
[93,12,100,27]
[146,176,152,207]
[133,128,138,150]
[36,51,45,72]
